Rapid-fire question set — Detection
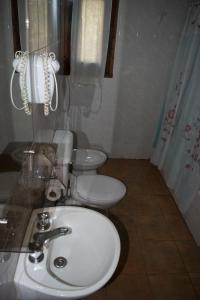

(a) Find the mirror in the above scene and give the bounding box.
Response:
[0,0,69,253]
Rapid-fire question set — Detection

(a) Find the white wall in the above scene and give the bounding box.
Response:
[0,1,14,152]
[69,1,123,153]
[70,0,188,158]
[28,1,69,144]
[0,1,33,150]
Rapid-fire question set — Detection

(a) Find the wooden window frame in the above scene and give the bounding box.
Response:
[59,0,73,75]
[11,0,21,54]
[105,0,119,78]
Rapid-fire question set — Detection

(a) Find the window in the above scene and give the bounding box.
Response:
[27,0,48,52]
[11,0,119,77]
[78,0,105,64]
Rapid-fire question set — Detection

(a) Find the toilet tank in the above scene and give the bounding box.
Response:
[53,130,73,186]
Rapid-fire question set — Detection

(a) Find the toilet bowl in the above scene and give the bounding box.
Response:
[68,174,126,209]
[72,149,107,175]
[52,130,126,210]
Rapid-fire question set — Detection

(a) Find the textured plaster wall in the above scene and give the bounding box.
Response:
[71,0,188,158]
[69,2,123,153]
[112,0,188,158]
[0,2,14,152]
[0,1,33,149]
[29,1,69,144]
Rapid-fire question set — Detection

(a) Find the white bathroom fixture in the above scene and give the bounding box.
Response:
[14,206,120,300]
[10,51,60,116]
[53,130,73,165]
[72,149,107,175]
[52,130,126,210]
[53,130,74,187]
[69,174,126,209]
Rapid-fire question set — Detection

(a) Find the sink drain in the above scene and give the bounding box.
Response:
[54,256,67,268]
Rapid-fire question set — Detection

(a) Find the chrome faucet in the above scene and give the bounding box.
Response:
[0,218,8,225]
[37,212,51,231]
[29,227,72,263]
[23,149,35,172]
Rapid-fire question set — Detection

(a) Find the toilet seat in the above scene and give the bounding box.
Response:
[72,149,107,171]
[71,175,126,208]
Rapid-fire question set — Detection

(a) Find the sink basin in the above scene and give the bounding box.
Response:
[14,206,120,300]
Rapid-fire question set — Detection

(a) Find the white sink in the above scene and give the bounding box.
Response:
[14,206,120,300]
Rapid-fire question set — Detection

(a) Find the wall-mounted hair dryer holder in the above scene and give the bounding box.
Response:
[10,51,60,116]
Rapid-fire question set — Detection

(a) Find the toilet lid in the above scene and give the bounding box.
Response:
[75,175,126,203]
[72,149,106,169]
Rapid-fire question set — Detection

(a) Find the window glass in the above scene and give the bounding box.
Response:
[78,0,104,64]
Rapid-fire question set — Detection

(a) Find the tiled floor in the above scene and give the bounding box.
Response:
[85,159,200,300]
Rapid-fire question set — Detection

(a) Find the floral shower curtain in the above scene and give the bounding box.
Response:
[151,5,200,214]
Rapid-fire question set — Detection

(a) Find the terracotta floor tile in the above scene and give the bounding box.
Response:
[128,164,170,195]
[96,159,199,299]
[100,159,169,191]
[108,214,131,277]
[100,159,169,195]
[156,195,180,216]
[116,237,146,275]
[106,274,153,300]
[141,240,186,274]
[99,159,144,182]
[84,288,107,300]
[130,195,163,217]
[112,194,165,217]
[134,215,172,240]
[110,193,135,216]
[189,273,200,299]
[149,172,171,195]
[109,213,138,239]
[125,181,149,196]
[176,241,200,272]
[149,274,197,300]
[109,215,131,244]
[164,215,193,241]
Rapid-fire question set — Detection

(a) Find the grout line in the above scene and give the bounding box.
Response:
[188,273,200,300]
[137,237,156,299]
[103,159,199,298]
[174,240,192,275]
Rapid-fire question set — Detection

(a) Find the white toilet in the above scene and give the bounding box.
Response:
[52,130,126,210]
[72,149,107,175]
[68,174,126,209]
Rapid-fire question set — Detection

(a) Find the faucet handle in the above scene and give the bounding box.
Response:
[33,226,72,247]
[37,212,50,231]
[23,150,35,155]
[28,226,72,264]
[23,149,35,172]
[38,212,50,220]
[29,241,42,252]
[0,217,8,225]
[28,242,44,263]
